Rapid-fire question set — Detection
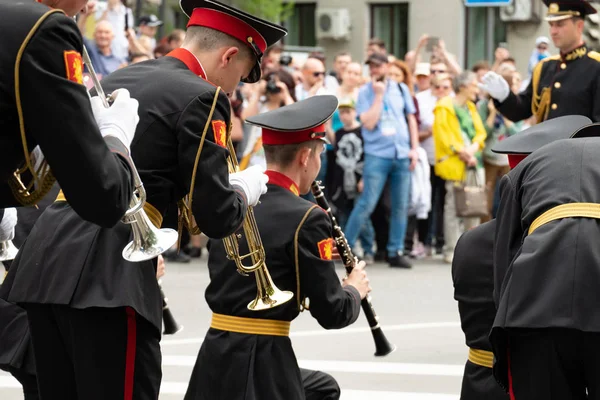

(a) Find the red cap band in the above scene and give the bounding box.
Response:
[508,154,527,169]
[262,124,326,145]
[187,8,267,54]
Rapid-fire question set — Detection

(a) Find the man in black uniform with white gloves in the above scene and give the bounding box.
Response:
[1,0,286,399]
[479,0,600,123]
[0,0,140,224]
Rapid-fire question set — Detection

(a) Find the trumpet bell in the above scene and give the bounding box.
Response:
[122,210,178,262]
[0,240,19,262]
[247,265,294,311]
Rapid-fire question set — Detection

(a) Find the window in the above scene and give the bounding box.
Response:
[465,6,507,68]
[282,3,317,47]
[370,3,410,58]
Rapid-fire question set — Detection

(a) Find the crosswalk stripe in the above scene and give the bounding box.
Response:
[0,376,458,399]
[160,356,465,377]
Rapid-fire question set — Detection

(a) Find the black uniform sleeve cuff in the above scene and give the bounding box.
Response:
[230,184,248,207]
[103,136,135,179]
[229,183,249,231]
[103,136,129,155]
[343,285,362,324]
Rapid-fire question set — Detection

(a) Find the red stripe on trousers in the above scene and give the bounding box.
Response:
[508,347,516,400]
[124,307,137,400]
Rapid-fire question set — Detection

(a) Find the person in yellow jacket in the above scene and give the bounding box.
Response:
[433,70,487,263]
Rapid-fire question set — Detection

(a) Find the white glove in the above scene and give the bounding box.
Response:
[91,88,140,152]
[229,165,269,207]
[0,208,17,242]
[478,71,510,102]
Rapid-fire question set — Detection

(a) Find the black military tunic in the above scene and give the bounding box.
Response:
[2,47,247,330]
[497,44,600,123]
[492,137,600,393]
[452,219,508,400]
[0,48,248,399]
[185,172,361,400]
[0,0,133,224]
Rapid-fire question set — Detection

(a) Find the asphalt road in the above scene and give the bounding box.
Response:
[1,254,469,399]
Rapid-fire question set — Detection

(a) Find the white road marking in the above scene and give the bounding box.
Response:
[0,375,459,399]
[161,321,461,346]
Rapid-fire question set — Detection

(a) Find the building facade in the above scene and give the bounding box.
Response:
[280,0,554,77]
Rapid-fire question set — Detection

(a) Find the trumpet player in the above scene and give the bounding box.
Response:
[185,96,371,400]
[0,0,140,225]
[0,0,286,398]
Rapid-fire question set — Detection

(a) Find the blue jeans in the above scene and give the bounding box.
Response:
[336,204,375,256]
[344,154,411,257]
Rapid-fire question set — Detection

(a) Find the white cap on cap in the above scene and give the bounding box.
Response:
[414,62,430,77]
[536,36,550,46]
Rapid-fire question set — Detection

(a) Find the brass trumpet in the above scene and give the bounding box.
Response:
[0,240,19,262]
[81,46,178,262]
[223,138,293,311]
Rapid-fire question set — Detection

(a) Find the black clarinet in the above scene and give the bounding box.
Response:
[311,181,396,357]
[159,280,183,335]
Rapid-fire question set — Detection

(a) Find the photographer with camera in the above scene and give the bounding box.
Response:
[240,70,296,169]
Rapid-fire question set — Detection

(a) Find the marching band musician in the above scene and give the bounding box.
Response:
[490,116,600,398]
[480,0,600,123]
[0,0,139,224]
[0,0,285,398]
[184,95,371,400]
[451,116,593,400]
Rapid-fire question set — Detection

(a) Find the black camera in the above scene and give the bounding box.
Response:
[265,75,281,94]
[280,54,292,66]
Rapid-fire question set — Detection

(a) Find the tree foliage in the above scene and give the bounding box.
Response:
[230,0,295,23]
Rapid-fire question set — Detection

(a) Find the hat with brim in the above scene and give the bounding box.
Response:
[245,95,338,145]
[139,15,163,27]
[338,98,355,109]
[492,115,592,167]
[365,53,388,66]
[544,1,597,21]
[414,62,430,77]
[180,0,287,83]
[492,115,592,154]
[570,122,600,138]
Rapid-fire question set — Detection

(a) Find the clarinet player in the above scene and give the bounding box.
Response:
[185,95,371,400]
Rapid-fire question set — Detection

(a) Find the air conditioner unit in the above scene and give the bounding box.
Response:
[316,8,351,40]
[500,0,540,22]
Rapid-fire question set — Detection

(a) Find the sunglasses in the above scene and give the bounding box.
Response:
[313,71,325,77]
[434,85,451,90]
[431,69,447,74]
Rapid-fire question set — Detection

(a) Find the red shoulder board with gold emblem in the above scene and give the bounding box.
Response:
[211,120,227,148]
[63,50,83,84]
[317,238,334,260]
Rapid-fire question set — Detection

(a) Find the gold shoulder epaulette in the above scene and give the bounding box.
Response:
[588,51,600,62]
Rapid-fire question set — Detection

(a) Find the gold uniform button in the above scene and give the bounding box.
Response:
[561,63,567,69]
[554,82,561,89]
[552,103,558,110]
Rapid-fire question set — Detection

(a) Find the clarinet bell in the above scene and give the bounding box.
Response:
[163,304,184,335]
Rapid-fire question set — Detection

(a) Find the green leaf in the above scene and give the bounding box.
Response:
[231,0,295,23]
